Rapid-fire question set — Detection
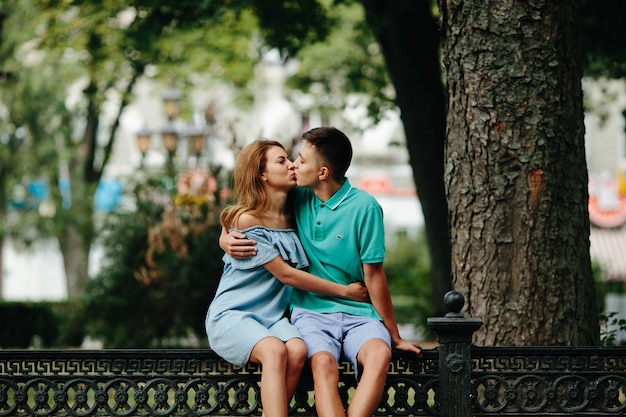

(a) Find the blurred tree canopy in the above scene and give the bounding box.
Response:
[0,0,260,298]
[580,0,626,79]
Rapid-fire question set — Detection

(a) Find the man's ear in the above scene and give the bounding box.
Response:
[318,166,331,180]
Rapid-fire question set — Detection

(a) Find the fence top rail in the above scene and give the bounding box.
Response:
[0,348,438,379]
[0,348,439,361]
[472,346,626,355]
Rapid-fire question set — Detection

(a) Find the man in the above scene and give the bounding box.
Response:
[221,127,421,417]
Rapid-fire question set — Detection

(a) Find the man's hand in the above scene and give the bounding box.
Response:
[219,230,257,258]
[393,338,423,357]
[344,282,369,303]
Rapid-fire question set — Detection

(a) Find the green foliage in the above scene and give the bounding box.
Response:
[384,230,433,330]
[0,0,260,296]
[84,174,224,348]
[0,302,56,348]
[599,312,626,347]
[45,300,87,347]
[580,0,626,78]
[0,300,86,348]
[250,0,330,57]
[285,1,394,124]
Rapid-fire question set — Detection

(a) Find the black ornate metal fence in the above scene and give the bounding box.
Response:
[471,346,626,416]
[0,349,438,417]
[2,347,625,417]
[1,291,625,417]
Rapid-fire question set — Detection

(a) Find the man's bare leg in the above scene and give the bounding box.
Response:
[347,339,391,417]
[310,351,347,417]
[249,337,289,417]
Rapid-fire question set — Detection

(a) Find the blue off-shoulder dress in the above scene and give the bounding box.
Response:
[205,225,309,367]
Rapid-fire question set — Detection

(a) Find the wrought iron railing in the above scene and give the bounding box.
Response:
[0,349,438,417]
[2,346,625,417]
[471,346,626,416]
[2,290,625,417]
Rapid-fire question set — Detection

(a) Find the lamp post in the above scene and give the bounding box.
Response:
[161,88,181,120]
[161,121,179,176]
[187,125,206,166]
[135,88,209,173]
[136,127,151,168]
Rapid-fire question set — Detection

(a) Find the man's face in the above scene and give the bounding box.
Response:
[292,141,322,188]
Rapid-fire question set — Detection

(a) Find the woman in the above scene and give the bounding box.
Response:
[205,139,368,417]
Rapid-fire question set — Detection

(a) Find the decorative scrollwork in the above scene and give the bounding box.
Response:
[4,347,626,416]
[471,347,626,415]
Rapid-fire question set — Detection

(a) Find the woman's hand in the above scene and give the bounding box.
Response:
[344,282,369,302]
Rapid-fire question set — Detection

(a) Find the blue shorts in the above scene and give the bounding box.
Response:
[290,307,391,379]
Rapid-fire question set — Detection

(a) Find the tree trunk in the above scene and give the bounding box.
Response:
[361,0,452,315]
[0,236,3,299]
[440,0,599,345]
[56,102,98,298]
[0,169,5,299]
[59,222,90,298]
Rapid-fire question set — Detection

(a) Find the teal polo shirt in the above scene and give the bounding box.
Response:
[289,179,385,320]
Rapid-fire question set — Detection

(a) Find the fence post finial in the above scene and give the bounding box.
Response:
[427,290,482,417]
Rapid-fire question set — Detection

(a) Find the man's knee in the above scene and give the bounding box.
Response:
[310,352,339,378]
[358,339,391,368]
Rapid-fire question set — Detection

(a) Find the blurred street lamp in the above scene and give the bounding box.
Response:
[161,121,179,175]
[161,122,179,154]
[135,88,214,176]
[161,88,181,120]
[136,127,151,167]
[187,125,206,161]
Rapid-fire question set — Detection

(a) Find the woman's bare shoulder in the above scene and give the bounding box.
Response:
[234,212,264,230]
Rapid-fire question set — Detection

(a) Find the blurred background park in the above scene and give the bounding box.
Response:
[1,0,625,349]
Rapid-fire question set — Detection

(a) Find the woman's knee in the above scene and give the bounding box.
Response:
[250,337,288,364]
[285,338,307,368]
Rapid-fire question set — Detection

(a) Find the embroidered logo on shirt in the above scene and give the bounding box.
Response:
[336,234,344,240]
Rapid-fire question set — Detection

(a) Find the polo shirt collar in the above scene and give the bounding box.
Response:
[317,178,353,211]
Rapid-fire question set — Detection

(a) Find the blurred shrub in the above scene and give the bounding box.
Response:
[45,300,87,347]
[384,230,433,331]
[84,172,225,348]
[0,300,87,348]
[0,302,57,347]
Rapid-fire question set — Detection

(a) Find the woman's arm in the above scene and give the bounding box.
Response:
[263,256,369,302]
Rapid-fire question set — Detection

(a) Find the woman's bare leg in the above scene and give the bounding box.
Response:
[249,337,289,417]
[284,338,307,403]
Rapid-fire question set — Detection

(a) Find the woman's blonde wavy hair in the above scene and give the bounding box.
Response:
[220,139,288,229]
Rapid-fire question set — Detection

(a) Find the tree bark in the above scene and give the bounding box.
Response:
[59,223,90,298]
[440,0,599,345]
[56,158,96,298]
[361,0,452,315]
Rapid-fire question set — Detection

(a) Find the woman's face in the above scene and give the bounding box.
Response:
[261,146,296,190]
